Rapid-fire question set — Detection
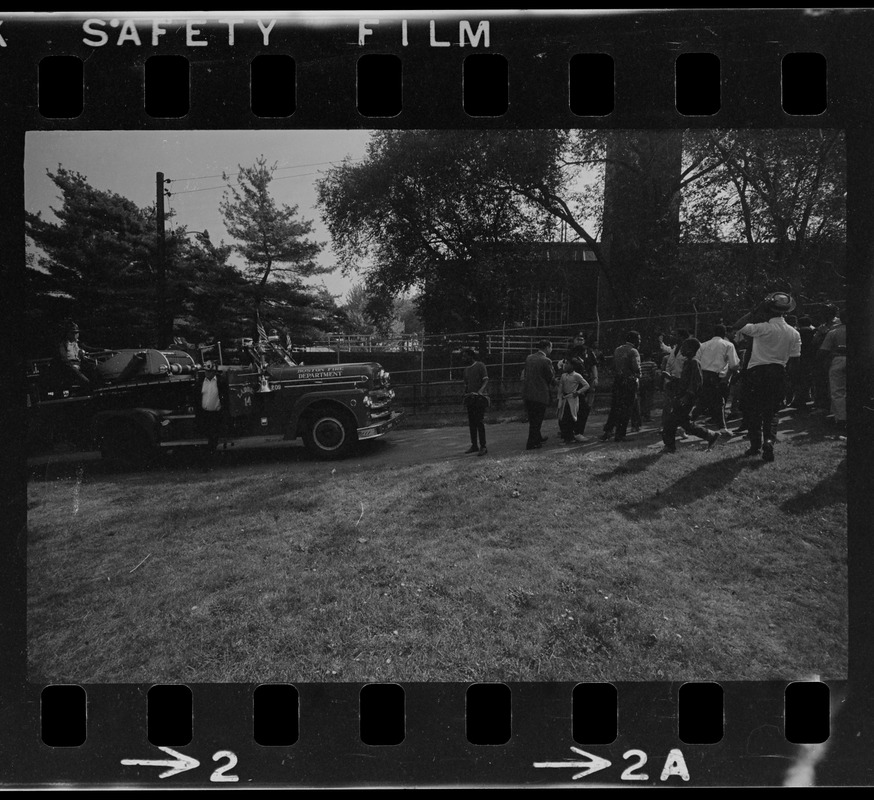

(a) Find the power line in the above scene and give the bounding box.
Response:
[166,159,352,184]
[167,170,324,197]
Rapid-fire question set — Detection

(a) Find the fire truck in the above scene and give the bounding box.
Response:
[27,338,403,464]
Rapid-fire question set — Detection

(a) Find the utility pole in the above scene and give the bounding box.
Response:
[156,171,168,348]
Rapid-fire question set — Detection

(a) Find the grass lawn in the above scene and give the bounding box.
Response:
[27,419,847,683]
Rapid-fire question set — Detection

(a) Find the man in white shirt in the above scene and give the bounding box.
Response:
[732,292,802,462]
[694,324,739,433]
[199,361,223,456]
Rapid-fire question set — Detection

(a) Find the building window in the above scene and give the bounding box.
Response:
[530,285,569,327]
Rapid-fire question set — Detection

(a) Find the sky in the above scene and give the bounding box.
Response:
[25,129,373,300]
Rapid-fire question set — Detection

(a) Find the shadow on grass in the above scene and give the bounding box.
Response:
[28,437,396,486]
[773,409,847,445]
[617,453,765,521]
[592,451,667,481]
[779,457,847,515]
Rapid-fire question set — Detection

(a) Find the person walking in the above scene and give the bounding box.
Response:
[732,292,802,462]
[522,339,556,450]
[661,338,720,453]
[601,331,641,442]
[819,307,847,433]
[694,324,739,434]
[461,348,489,455]
[661,329,691,404]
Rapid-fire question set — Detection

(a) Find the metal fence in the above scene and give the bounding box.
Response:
[309,303,843,414]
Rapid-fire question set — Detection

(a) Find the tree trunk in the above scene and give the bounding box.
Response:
[601,130,684,316]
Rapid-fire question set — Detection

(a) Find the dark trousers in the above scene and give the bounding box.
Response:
[699,370,728,429]
[792,362,814,408]
[559,404,576,441]
[661,378,678,430]
[607,378,638,439]
[630,388,652,427]
[631,394,641,428]
[525,400,547,448]
[662,400,713,447]
[61,362,92,388]
[638,383,654,421]
[198,409,223,452]
[814,361,831,409]
[467,404,486,448]
[743,363,785,450]
[727,371,743,415]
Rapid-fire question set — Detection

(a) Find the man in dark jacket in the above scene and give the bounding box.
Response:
[522,339,556,450]
[601,330,641,442]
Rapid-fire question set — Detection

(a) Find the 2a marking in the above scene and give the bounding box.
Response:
[534,747,689,782]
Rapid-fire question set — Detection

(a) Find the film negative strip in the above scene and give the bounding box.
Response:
[1,8,871,789]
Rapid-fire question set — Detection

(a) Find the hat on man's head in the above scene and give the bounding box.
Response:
[764,291,796,315]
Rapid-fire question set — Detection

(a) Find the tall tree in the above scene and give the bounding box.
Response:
[220,156,326,330]
[26,167,157,353]
[25,168,274,355]
[317,130,557,347]
[339,282,423,338]
[165,228,252,344]
[494,129,728,315]
[680,129,846,308]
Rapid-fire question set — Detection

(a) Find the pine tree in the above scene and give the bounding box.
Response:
[26,167,156,352]
[219,156,327,335]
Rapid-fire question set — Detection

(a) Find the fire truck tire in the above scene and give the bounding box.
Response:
[99,422,155,467]
[301,407,358,459]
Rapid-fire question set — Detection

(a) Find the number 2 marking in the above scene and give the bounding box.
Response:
[210,750,239,783]
[620,749,649,781]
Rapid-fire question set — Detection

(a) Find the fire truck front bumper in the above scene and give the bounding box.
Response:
[357,410,404,440]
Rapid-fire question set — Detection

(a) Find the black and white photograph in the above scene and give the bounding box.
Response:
[24,126,847,684]
[2,7,871,789]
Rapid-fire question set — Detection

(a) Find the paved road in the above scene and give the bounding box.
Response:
[29,406,836,480]
[27,409,762,477]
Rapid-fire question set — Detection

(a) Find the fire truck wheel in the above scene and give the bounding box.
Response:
[100,423,155,467]
[302,408,357,459]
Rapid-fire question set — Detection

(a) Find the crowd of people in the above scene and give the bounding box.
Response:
[460,293,847,464]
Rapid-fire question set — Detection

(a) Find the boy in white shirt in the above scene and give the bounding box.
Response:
[557,358,590,444]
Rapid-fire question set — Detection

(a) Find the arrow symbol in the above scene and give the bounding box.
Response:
[534,746,612,779]
[121,746,200,779]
